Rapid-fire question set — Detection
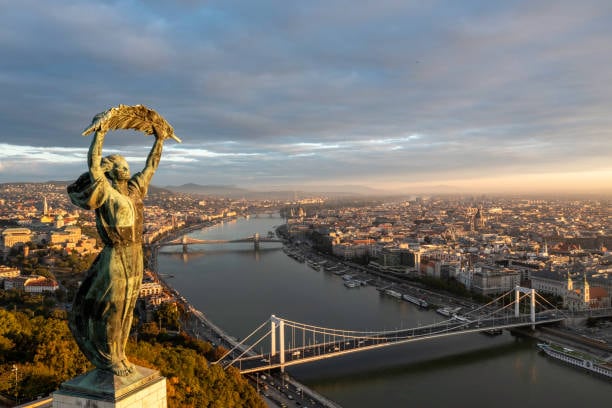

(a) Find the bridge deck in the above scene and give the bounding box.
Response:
[161,237,283,245]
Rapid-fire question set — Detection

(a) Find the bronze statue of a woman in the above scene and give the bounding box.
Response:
[67,105,179,376]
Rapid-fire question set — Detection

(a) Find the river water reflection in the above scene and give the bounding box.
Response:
[157,216,610,407]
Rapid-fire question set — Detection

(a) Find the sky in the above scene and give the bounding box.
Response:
[1,0,611,195]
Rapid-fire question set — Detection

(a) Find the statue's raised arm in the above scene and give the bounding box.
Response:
[87,130,107,181]
[140,124,168,187]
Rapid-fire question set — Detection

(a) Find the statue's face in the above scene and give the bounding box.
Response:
[111,158,131,181]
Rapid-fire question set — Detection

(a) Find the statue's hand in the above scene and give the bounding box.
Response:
[153,125,170,142]
[82,111,109,136]
[152,124,181,143]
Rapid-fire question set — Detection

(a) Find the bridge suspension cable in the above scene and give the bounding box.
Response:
[533,291,568,317]
[214,318,271,365]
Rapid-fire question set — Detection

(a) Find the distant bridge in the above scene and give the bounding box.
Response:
[215,287,565,373]
[247,211,279,218]
[160,233,283,251]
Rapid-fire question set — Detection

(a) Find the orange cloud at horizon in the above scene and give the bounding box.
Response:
[375,169,612,194]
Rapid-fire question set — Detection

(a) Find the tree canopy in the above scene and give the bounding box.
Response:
[0,306,265,407]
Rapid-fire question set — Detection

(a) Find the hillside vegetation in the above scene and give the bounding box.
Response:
[0,301,264,407]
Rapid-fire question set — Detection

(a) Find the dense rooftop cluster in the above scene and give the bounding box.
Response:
[1,182,609,311]
[285,195,611,309]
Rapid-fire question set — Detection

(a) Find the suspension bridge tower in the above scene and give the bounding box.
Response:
[253,233,260,250]
[182,235,189,253]
[515,286,536,329]
[270,315,285,371]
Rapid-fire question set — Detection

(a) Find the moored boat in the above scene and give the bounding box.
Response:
[324,264,340,272]
[537,342,612,379]
[285,250,305,262]
[436,306,461,317]
[452,314,472,323]
[436,307,452,317]
[344,280,360,288]
[384,289,402,299]
[402,293,429,308]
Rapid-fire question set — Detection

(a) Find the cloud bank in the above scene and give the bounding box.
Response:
[0,0,611,193]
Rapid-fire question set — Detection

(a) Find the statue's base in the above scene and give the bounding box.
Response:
[52,365,166,408]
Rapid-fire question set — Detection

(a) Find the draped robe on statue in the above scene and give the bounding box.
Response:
[67,170,147,374]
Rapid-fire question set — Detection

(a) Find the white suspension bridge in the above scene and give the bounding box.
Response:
[160,233,283,251]
[215,286,565,374]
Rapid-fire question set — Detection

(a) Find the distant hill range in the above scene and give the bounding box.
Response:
[0,180,173,195]
[162,183,394,199]
[164,183,250,196]
[3,181,610,199]
[2,181,388,198]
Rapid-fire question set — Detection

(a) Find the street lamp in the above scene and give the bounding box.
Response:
[12,364,18,403]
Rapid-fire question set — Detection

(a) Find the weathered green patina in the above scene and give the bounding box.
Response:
[67,106,177,376]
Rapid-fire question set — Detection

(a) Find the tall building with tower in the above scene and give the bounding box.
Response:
[474,206,486,230]
[466,206,486,231]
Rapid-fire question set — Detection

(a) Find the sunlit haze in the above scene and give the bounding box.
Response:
[1,1,611,195]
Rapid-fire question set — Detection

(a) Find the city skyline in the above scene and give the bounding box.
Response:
[1,1,611,194]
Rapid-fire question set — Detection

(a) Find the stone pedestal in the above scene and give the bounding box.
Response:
[52,365,166,408]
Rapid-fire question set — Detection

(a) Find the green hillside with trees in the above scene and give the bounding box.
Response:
[0,293,264,407]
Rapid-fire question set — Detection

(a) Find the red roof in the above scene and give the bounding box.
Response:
[590,287,608,298]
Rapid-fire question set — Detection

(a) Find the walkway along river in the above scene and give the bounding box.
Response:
[156,215,611,407]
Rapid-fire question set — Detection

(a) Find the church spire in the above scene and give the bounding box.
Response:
[583,273,590,304]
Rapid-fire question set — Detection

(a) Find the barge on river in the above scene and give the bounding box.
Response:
[402,293,429,308]
[537,342,612,379]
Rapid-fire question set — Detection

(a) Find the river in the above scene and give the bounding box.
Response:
[157,215,610,407]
